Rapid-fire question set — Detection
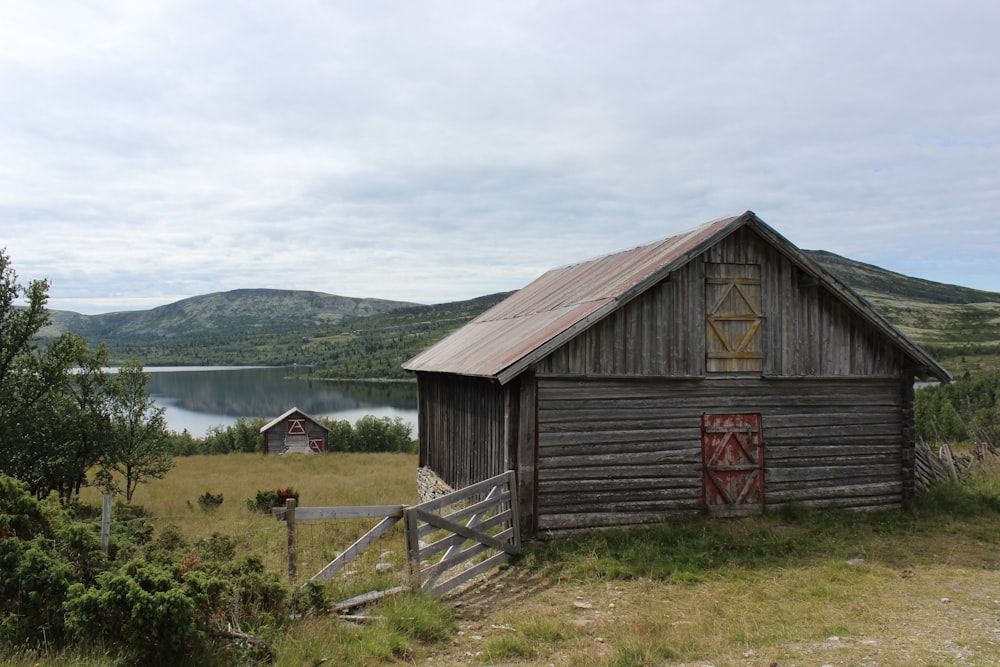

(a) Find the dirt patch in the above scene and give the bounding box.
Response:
[425,556,1000,666]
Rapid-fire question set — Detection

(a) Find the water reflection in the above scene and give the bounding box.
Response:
[143,367,418,436]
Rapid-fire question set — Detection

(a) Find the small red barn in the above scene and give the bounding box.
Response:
[260,407,329,455]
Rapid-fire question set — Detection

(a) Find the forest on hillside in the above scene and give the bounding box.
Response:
[100,293,512,379]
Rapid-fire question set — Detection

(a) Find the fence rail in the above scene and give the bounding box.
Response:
[271,471,520,596]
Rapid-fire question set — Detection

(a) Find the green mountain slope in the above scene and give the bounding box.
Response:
[803,250,997,305]
[804,250,1000,377]
[41,253,1000,379]
[42,289,416,338]
[43,288,512,377]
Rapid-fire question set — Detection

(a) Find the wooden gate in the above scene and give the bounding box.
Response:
[274,471,519,597]
[405,471,520,597]
[701,413,764,516]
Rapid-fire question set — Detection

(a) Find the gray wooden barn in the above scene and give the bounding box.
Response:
[260,407,329,455]
[403,212,952,536]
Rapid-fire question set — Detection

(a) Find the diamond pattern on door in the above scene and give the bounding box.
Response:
[701,413,764,516]
[706,263,763,373]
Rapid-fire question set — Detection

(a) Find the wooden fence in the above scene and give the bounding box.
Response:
[273,470,520,597]
[273,501,405,584]
[915,438,999,493]
[405,470,520,597]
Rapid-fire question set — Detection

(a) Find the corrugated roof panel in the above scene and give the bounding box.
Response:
[404,299,610,377]
[470,215,737,323]
[403,211,951,384]
[403,215,743,378]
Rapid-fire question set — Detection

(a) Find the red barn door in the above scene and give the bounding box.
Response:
[701,413,764,516]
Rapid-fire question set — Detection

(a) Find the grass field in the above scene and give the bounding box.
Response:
[80,453,419,586]
[64,453,1000,666]
[864,294,1000,376]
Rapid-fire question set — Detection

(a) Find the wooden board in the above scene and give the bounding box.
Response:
[701,413,764,516]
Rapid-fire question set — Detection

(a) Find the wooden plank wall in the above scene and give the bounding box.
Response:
[535,376,905,532]
[536,227,908,379]
[417,373,508,490]
[263,421,326,454]
[536,259,706,377]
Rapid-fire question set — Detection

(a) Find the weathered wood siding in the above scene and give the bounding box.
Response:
[265,430,283,455]
[536,227,909,378]
[535,259,707,377]
[263,418,327,454]
[417,373,508,490]
[416,224,924,537]
[535,376,906,532]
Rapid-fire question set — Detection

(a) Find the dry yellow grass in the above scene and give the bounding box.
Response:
[75,456,1000,666]
[80,452,418,581]
[438,537,1000,666]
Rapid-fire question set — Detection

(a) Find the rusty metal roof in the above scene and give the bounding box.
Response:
[402,211,951,384]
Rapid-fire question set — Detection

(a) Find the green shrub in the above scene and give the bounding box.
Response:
[352,415,415,453]
[916,371,1000,444]
[0,476,104,647]
[66,539,287,666]
[246,487,299,513]
[197,490,224,511]
[202,417,268,455]
[323,418,354,452]
[0,474,292,665]
[65,560,211,666]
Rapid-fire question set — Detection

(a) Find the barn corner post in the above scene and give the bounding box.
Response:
[900,376,917,509]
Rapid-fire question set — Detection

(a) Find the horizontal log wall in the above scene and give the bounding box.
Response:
[535,376,905,532]
[417,373,508,490]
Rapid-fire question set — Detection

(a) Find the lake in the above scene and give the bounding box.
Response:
[143,367,418,437]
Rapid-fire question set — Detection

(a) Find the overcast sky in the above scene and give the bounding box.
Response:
[2,1,998,314]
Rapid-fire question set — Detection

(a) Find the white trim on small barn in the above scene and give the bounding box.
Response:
[260,407,330,455]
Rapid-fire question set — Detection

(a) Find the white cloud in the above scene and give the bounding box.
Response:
[1,0,998,314]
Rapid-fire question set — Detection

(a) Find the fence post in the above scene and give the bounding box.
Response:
[404,506,422,589]
[285,498,297,584]
[101,494,112,555]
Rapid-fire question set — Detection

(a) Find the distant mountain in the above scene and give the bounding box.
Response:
[37,254,1000,378]
[803,250,998,305]
[803,250,1000,378]
[40,289,418,340]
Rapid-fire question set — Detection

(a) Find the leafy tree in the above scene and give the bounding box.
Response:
[1,250,57,481]
[321,417,354,452]
[96,361,174,502]
[32,342,116,503]
[351,414,415,453]
[202,417,266,454]
[0,249,116,500]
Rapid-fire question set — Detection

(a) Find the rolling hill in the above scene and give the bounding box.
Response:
[40,288,417,339]
[39,253,1000,379]
[803,250,1000,378]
